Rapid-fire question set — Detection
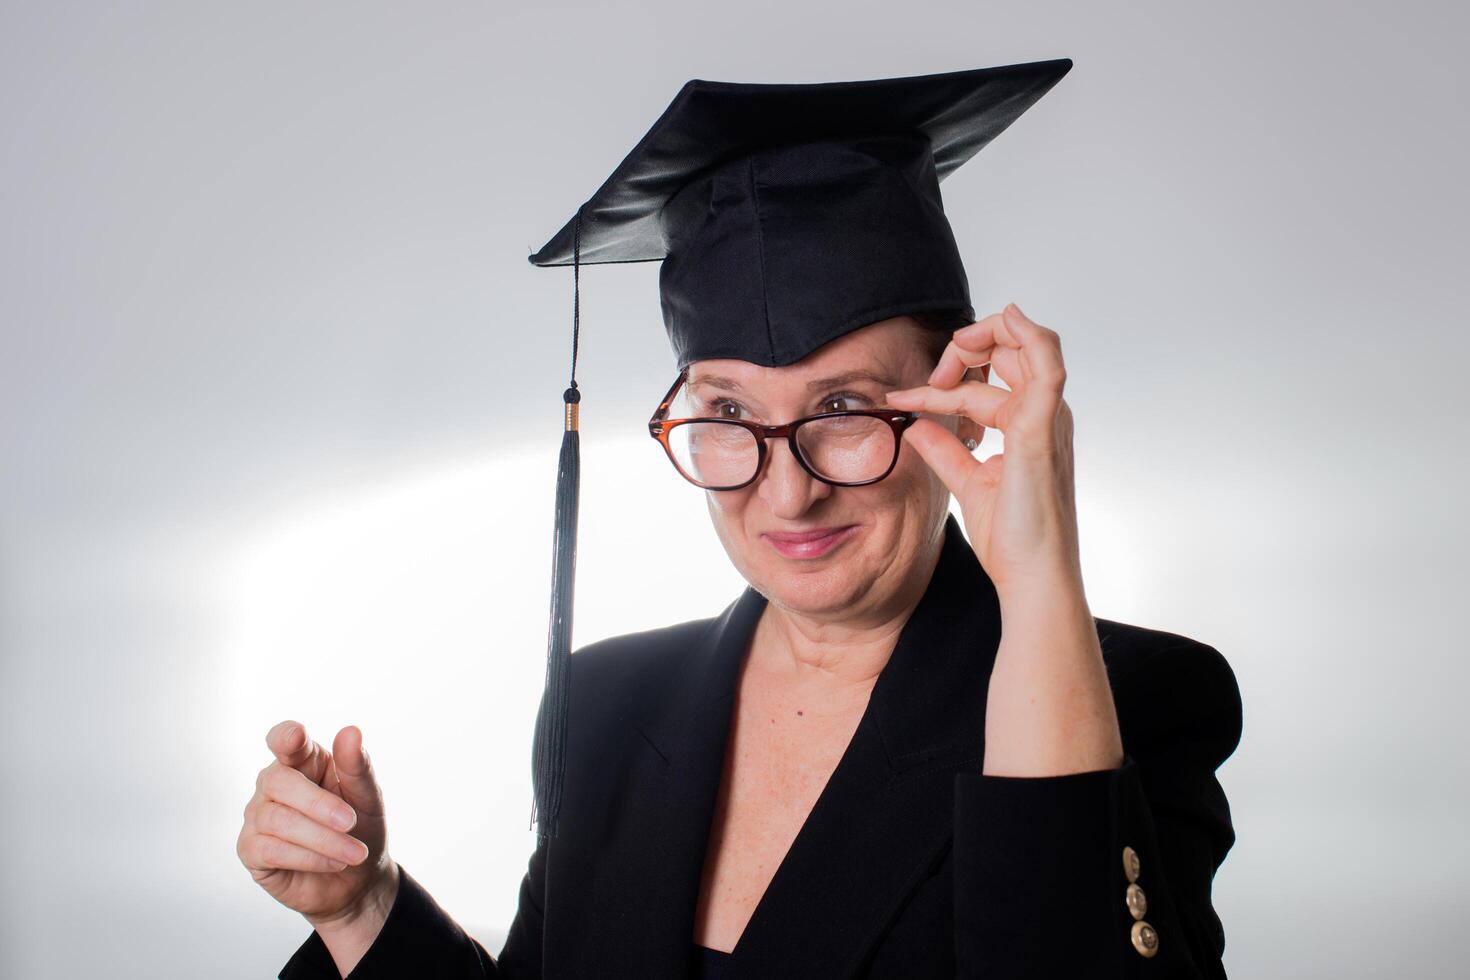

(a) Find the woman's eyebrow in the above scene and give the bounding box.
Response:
[687,370,897,394]
[687,375,743,392]
[805,370,899,392]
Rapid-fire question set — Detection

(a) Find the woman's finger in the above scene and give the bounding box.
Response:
[241,832,351,875]
[983,305,1067,442]
[902,418,982,497]
[254,800,369,866]
[1003,304,1066,391]
[257,761,358,833]
[928,337,994,389]
[886,378,1008,429]
[983,345,1026,394]
[928,313,1004,387]
[266,720,331,785]
[322,754,342,799]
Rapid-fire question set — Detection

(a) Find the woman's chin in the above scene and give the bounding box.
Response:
[760,565,871,615]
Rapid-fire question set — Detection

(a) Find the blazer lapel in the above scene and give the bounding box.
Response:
[567,583,766,978]
[590,514,998,979]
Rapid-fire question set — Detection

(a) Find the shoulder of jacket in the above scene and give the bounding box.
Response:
[1094,617,1243,767]
[1094,618,1232,684]
[568,613,722,688]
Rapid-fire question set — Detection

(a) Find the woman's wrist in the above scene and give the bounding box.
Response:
[990,553,1086,611]
[309,861,402,976]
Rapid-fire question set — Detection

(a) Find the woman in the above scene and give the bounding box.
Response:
[238,64,1241,978]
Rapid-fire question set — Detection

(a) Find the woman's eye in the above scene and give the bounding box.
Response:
[710,399,744,419]
[820,393,867,413]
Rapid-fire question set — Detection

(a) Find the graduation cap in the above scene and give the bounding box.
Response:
[525,58,1073,841]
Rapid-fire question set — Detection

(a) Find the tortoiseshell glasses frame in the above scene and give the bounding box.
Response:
[647,367,922,491]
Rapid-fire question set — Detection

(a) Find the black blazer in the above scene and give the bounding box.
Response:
[280,515,1242,978]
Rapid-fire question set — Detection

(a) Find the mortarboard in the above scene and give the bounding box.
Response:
[525,58,1073,842]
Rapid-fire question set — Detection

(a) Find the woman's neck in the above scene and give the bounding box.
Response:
[747,539,943,699]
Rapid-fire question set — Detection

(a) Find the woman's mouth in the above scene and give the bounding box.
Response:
[762,524,859,559]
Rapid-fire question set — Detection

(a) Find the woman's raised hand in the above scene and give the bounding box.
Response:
[890,303,1123,776]
[237,721,397,927]
[887,302,1083,600]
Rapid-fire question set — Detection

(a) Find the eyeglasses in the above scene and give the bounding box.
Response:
[647,368,921,490]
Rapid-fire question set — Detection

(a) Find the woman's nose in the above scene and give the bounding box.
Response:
[756,438,831,518]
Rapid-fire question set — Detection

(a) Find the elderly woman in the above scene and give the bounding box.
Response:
[239,62,1241,979]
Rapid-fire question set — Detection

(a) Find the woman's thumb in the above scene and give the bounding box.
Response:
[332,725,385,818]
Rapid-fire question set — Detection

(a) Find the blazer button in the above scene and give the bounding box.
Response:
[1126,882,1148,920]
[1122,845,1141,882]
[1131,920,1160,958]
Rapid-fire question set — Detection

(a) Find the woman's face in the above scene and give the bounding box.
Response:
[687,316,978,621]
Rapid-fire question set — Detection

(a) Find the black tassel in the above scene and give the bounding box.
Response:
[531,206,585,843]
[531,388,579,842]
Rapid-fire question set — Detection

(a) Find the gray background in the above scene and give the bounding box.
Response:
[2,1,1466,976]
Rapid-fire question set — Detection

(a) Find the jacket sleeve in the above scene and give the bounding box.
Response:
[951,641,1242,978]
[278,836,549,980]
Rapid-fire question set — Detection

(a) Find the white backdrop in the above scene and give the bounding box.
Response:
[2,2,1466,976]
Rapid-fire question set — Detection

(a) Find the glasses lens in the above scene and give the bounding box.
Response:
[795,415,898,483]
[668,421,760,488]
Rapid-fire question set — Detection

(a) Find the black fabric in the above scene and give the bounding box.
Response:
[278,514,1241,978]
[526,60,1072,369]
[690,943,732,980]
[278,866,499,979]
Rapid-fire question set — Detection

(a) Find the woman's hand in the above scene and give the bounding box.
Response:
[888,303,1123,776]
[886,302,1080,599]
[238,720,399,968]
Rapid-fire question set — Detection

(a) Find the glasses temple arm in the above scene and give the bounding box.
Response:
[649,368,690,424]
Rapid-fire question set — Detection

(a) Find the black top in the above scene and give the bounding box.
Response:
[278,515,1242,978]
[690,942,732,979]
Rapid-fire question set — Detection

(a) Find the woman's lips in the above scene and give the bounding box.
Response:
[762,524,859,559]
